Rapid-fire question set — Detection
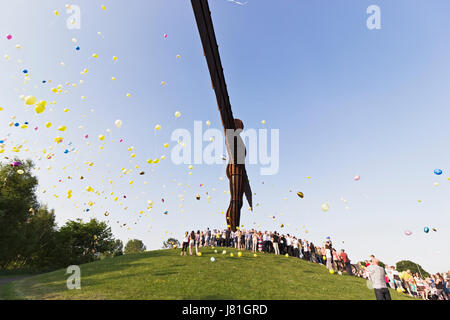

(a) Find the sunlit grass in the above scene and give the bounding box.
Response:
[1,248,415,300]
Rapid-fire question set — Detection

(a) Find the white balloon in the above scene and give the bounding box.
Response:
[114,119,123,128]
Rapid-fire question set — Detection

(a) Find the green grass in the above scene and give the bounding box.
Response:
[0,248,416,300]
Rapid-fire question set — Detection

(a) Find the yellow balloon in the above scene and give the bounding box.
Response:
[58,126,67,132]
[99,135,105,141]
[35,105,45,114]
[25,96,37,105]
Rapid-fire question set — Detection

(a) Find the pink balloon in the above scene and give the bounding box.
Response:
[404,230,412,236]
[353,175,360,181]
[164,34,168,38]
[6,34,12,40]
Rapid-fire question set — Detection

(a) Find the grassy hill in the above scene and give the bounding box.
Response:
[0,248,415,300]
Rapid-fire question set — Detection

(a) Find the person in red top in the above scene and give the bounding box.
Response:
[339,249,353,275]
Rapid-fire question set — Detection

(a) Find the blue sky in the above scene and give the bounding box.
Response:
[1,0,449,273]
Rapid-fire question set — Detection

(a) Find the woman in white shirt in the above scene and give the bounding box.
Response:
[325,243,333,270]
[180,231,189,256]
[189,231,195,256]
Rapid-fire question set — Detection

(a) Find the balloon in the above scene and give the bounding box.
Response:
[164,34,168,38]
[321,202,330,212]
[404,230,412,236]
[434,169,442,175]
[230,253,234,257]
[253,254,257,257]
[222,250,226,254]
[297,191,304,199]
[114,120,123,129]
[75,46,80,51]
[353,175,360,181]
[432,228,437,232]
[58,125,67,132]
[210,257,215,262]
[329,269,335,274]
[6,34,12,40]
[237,251,242,257]
[285,253,289,258]
[113,56,118,61]
[54,136,63,144]
[175,111,181,118]
[16,169,24,175]
[424,227,429,233]
[98,135,105,141]
[196,194,200,200]
[206,120,211,126]
[261,120,266,124]
[25,96,37,105]
[155,124,161,130]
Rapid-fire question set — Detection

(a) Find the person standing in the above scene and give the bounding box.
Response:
[181,231,189,256]
[225,228,231,247]
[325,243,333,270]
[195,230,200,255]
[366,258,392,300]
[252,231,258,253]
[339,249,353,275]
[272,232,280,255]
[189,231,195,256]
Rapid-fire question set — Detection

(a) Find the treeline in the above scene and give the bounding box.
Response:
[0,159,123,272]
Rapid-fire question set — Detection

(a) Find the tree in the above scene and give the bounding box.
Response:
[56,218,117,266]
[162,238,180,249]
[0,158,123,271]
[20,205,59,271]
[124,239,146,254]
[0,159,39,269]
[396,260,430,278]
[110,239,124,257]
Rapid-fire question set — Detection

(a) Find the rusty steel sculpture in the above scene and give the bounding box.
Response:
[191,0,252,231]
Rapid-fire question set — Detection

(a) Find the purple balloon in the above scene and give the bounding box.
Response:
[11,161,22,167]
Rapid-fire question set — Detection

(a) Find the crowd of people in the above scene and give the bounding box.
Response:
[179,228,449,300]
